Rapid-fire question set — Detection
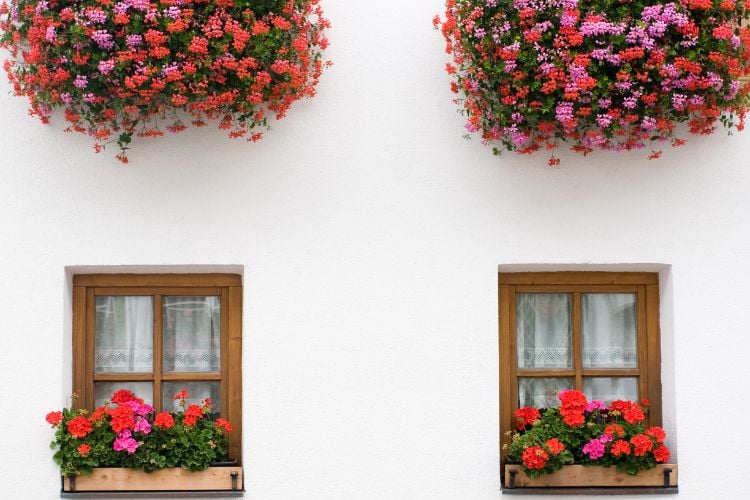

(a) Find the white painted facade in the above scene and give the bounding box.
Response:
[0,1,748,499]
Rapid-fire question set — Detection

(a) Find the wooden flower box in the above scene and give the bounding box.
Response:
[62,466,243,494]
[504,464,677,489]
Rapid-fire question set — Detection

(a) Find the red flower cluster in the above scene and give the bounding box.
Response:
[183,404,205,427]
[154,411,175,429]
[0,0,330,163]
[514,406,541,430]
[545,438,565,455]
[630,434,654,457]
[522,445,549,469]
[46,411,63,426]
[215,418,232,432]
[111,389,139,405]
[67,416,93,439]
[77,444,91,457]
[559,389,587,427]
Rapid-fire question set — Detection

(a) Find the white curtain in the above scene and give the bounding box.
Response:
[582,294,637,368]
[95,296,153,372]
[162,296,220,372]
[516,294,571,369]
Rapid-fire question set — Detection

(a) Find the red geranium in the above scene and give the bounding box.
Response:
[173,390,188,401]
[154,412,175,430]
[215,418,232,433]
[630,434,654,457]
[77,444,91,456]
[654,444,671,463]
[623,405,646,424]
[107,405,135,433]
[605,423,625,437]
[610,440,631,456]
[67,416,92,439]
[545,438,565,455]
[522,446,549,469]
[45,411,63,426]
[646,426,667,443]
[111,389,139,405]
[515,406,541,430]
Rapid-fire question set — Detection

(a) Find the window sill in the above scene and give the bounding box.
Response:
[502,486,678,495]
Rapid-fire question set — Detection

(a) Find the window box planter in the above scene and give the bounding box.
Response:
[504,463,677,490]
[62,465,243,494]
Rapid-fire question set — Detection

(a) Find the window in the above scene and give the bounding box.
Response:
[499,272,662,468]
[72,274,243,463]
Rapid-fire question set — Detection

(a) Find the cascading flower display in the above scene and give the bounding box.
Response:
[0,0,330,163]
[436,0,750,163]
[46,389,232,476]
[506,390,671,477]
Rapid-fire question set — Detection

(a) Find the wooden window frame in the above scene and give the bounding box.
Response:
[72,273,243,463]
[499,272,662,470]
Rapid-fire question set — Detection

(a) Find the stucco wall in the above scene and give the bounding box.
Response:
[1,1,748,499]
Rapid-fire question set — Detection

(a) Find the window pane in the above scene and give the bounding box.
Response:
[516,294,571,368]
[95,296,153,373]
[518,377,574,408]
[582,294,637,368]
[162,381,221,418]
[163,296,220,372]
[94,382,153,407]
[583,377,639,404]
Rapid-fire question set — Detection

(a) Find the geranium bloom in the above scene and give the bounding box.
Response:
[623,405,646,424]
[45,411,63,426]
[173,390,188,401]
[605,423,625,437]
[630,434,654,456]
[514,406,541,429]
[545,438,565,455]
[646,426,667,443]
[67,416,92,438]
[610,439,631,456]
[582,437,606,460]
[133,417,151,434]
[154,411,175,429]
[111,390,138,405]
[77,444,91,456]
[215,418,232,432]
[522,446,549,469]
[113,429,139,454]
[654,444,671,462]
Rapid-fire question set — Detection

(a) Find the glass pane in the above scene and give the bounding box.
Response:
[163,297,220,372]
[94,382,153,407]
[518,378,574,408]
[95,296,153,372]
[582,294,637,368]
[162,381,221,418]
[583,377,639,404]
[516,294,571,368]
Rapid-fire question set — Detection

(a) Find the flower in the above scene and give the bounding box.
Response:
[77,444,91,456]
[215,418,232,432]
[545,438,565,455]
[582,437,606,460]
[133,417,151,434]
[646,426,667,443]
[111,390,138,405]
[154,412,175,429]
[611,440,631,456]
[173,390,188,401]
[45,411,63,426]
[623,405,646,424]
[605,424,625,437]
[585,400,606,412]
[67,416,92,438]
[113,429,139,454]
[515,406,541,430]
[630,434,654,457]
[654,444,671,463]
[522,446,549,469]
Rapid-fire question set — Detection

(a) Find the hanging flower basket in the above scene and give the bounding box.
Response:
[435,0,750,164]
[0,0,330,163]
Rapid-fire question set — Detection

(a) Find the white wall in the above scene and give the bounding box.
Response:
[1,1,749,499]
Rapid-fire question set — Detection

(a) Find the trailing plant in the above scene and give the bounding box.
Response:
[435,0,750,164]
[46,389,233,476]
[505,389,671,477]
[0,0,330,163]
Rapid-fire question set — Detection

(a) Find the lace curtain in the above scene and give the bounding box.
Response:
[162,296,220,372]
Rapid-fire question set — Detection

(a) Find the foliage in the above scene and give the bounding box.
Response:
[0,0,330,163]
[46,389,233,476]
[436,0,750,163]
[505,390,671,478]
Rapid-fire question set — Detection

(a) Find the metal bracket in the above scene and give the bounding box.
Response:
[230,471,239,491]
[508,469,517,489]
[663,467,673,488]
[68,476,76,492]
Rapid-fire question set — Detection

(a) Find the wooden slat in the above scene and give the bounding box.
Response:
[63,467,243,492]
[153,295,163,413]
[160,372,222,381]
[515,285,639,293]
[504,464,677,488]
[72,287,87,410]
[516,370,576,377]
[74,274,241,287]
[499,284,512,462]
[579,369,642,377]
[572,293,582,390]
[500,272,658,286]
[85,287,96,411]
[93,287,221,296]
[93,373,154,382]
[646,284,663,426]
[227,286,243,465]
[637,285,648,407]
